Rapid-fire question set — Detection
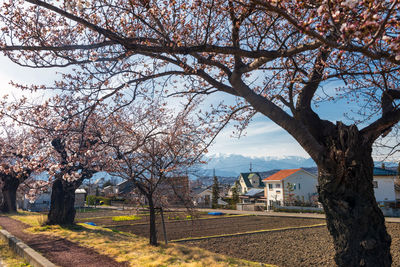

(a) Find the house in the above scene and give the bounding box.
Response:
[115,180,135,196]
[191,188,212,207]
[263,168,318,209]
[240,188,265,204]
[236,172,266,194]
[20,191,52,212]
[237,188,266,211]
[373,167,397,203]
[18,184,88,211]
[191,187,228,208]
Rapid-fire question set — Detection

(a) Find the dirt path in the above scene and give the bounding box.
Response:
[0,216,128,267]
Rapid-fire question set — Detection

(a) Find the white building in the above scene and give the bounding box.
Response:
[263,168,318,209]
[373,167,397,202]
[236,172,266,194]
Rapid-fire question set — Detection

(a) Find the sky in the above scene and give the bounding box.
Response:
[0,54,393,161]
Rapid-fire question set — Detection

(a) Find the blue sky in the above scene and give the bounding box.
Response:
[0,55,388,160]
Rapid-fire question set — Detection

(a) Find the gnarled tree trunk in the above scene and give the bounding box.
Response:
[47,178,82,225]
[0,177,20,213]
[318,123,391,267]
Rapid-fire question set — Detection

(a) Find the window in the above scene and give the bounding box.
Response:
[275,183,281,188]
[276,190,281,194]
[268,184,273,190]
[298,183,301,190]
[372,181,378,188]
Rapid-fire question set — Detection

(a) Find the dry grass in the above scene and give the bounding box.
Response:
[9,211,47,227]
[0,238,31,267]
[10,212,275,267]
[111,215,141,221]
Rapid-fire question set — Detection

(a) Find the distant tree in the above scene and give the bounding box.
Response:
[211,175,220,209]
[106,102,210,245]
[231,181,240,205]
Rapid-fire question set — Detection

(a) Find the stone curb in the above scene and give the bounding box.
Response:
[0,229,57,267]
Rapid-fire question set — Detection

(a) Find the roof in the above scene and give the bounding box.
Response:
[244,188,264,197]
[191,187,209,196]
[373,167,397,176]
[239,172,265,188]
[263,168,302,181]
[75,189,86,194]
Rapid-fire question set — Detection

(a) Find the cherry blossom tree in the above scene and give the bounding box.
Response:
[0,125,41,213]
[1,0,400,265]
[6,95,112,224]
[104,102,209,245]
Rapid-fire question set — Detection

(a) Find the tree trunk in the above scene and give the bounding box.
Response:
[47,178,81,225]
[0,177,20,213]
[148,196,158,246]
[318,123,392,267]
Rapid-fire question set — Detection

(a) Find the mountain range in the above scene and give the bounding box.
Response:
[200,154,316,177]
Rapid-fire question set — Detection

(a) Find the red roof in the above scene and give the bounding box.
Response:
[263,169,302,181]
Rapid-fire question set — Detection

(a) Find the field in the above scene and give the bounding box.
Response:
[76,209,400,267]
[12,208,400,266]
[75,210,325,242]
[181,222,400,267]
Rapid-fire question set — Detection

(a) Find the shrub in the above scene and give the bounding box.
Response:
[86,195,112,205]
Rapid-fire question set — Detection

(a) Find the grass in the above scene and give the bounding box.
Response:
[0,238,31,267]
[111,215,141,222]
[9,212,275,267]
[9,211,47,227]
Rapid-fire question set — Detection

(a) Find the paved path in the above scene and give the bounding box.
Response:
[196,208,400,223]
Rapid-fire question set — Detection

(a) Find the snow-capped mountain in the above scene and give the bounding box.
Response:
[201,153,316,176]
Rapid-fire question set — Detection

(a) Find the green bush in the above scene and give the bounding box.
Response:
[86,195,111,205]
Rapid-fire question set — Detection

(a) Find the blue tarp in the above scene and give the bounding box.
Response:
[85,222,97,226]
[208,212,224,215]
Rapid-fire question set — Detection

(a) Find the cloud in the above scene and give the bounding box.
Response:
[207,118,309,158]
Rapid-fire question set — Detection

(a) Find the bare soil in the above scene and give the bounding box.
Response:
[76,210,218,227]
[0,216,128,267]
[109,215,325,241]
[183,222,400,267]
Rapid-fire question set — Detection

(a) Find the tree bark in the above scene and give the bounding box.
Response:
[47,178,82,225]
[148,195,158,246]
[318,123,392,267]
[0,177,20,213]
